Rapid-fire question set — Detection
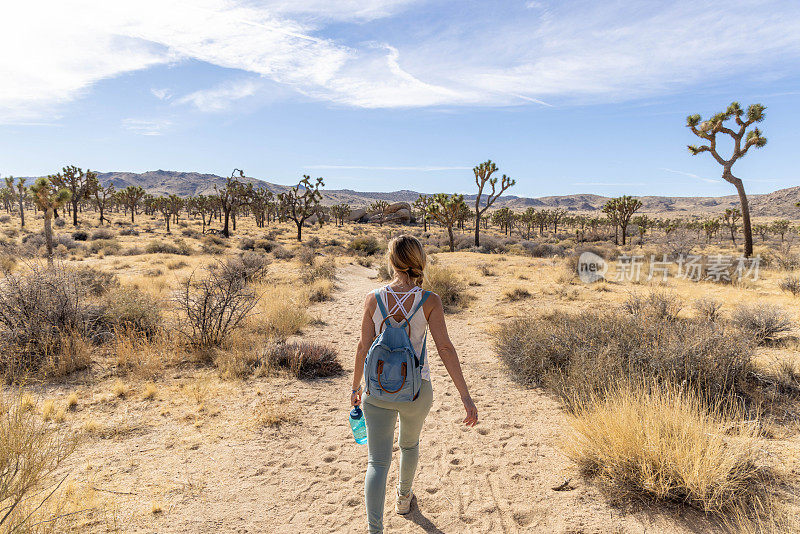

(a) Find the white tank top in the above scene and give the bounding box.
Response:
[371,285,431,381]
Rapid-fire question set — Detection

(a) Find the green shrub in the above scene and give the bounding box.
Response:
[349,235,381,255]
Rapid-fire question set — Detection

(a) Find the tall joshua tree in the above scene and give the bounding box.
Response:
[425,193,466,252]
[121,185,146,223]
[30,176,71,264]
[369,200,390,226]
[52,165,95,226]
[5,176,27,228]
[602,196,642,246]
[687,102,767,257]
[722,207,740,245]
[278,175,324,242]
[473,160,515,246]
[91,177,113,225]
[413,195,433,231]
[216,169,251,238]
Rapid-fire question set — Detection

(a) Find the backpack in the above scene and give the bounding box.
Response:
[364,288,430,402]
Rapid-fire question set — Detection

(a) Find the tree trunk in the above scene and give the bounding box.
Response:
[296,220,303,242]
[72,198,78,226]
[44,210,54,265]
[18,199,24,228]
[222,207,231,238]
[448,225,455,252]
[131,207,135,223]
[474,213,481,247]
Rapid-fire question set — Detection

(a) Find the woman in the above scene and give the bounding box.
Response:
[351,235,478,534]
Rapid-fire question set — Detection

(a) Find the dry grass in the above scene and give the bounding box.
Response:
[253,396,300,428]
[252,285,309,340]
[424,263,468,312]
[566,383,785,532]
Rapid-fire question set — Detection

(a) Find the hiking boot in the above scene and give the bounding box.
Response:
[396,488,414,514]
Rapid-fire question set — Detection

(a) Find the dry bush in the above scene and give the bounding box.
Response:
[252,285,309,340]
[113,333,179,379]
[264,341,343,379]
[348,235,381,255]
[301,257,336,284]
[0,389,77,532]
[213,252,270,285]
[376,264,392,281]
[73,266,120,296]
[693,296,723,322]
[778,275,800,297]
[145,240,192,255]
[90,227,115,240]
[622,290,683,321]
[478,263,495,276]
[566,383,780,530]
[494,310,755,408]
[94,286,162,340]
[306,279,334,303]
[0,263,93,378]
[731,304,793,344]
[297,246,316,266]
[175,267,258,347]
[424,264,467,312]
[503,287,531,301]
[253,396,299,428]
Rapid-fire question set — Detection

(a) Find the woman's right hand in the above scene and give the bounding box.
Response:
[461,395,478,427]
[351,386,362,407]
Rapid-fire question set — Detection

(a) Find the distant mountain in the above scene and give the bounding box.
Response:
[94,170,800,219]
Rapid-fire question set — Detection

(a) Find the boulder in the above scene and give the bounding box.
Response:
[347,208,368,222]
[385,201,411,215]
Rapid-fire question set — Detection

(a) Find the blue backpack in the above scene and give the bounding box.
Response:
[364,289,430,402]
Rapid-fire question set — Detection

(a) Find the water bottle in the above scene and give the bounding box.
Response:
[349,406,367,444]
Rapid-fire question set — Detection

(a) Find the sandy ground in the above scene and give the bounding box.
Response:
[50,262,731,533]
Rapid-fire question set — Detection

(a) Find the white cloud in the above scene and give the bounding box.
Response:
[2,0,800,122]
[122,118,172,135]
[151,88,172,101]
[176,79,261,111]
[661,168,720,184]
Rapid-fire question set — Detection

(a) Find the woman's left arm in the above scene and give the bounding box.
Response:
[351,294,377,406]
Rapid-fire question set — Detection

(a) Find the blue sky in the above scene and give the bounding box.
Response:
[1,0,799,197]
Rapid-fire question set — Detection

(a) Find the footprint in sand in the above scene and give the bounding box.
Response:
[477,427,489,436]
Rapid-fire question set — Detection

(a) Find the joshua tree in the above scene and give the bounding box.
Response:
[702,218,720,243]
[30,176,71,264]
[549,208,567,235]
[722,207,740,245]
[155,197,172,233]
[51,165,95,226]
[602,196,642,245]
[5,176,27,228]
[413,195,433,231]
[369,200,390,226]
[687,102,767,257]
[519,207,536,239]
[120,185,146,223]
[425,193,466,252]
[278,175,324,242]
[330,203,351,226]
[92,178,114,225]
[216,169,252,238]
[632,215,651,246]
[491,207,514,236]
[771,219,791,244]
[472,160,515,246]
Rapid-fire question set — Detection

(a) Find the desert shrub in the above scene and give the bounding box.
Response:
[476,234,506,254]
[2,228,17,239]
[213,252,270,285]
[349,235,381,255]
[272,246,294,260]
[175,266,258,347]
[251,285,308,340]
[119,227,139,236]
[0,214,10,223]
[90,227,115,240]
[145,239,192,255]
[0,389,77,532]
[88,238,120,255]
[94,287,162,339]
[306,236,321,249]
[567,384,778,529]
[71,230,89,241]
[478,263,495,276]
[55,234,79,250]
[263,341,343,379]
[239,237,255,251]
[0,263,95,377]
[423,264,467,312]
[494,310,755,407]
[253,239,276,253]
[73,266,120,296]
[297,246,316,266]
[622,290,682,321]
[503,287,531,301]
[120,246,144,256]
[301,257,336,284]
[54,217,65,228]
[201,234,226,248]
[693,297,723,322]
[307,279,334,302]
[181,228,199,238]
[521,241,564,258]
[763,249,799,271]
[731,304,793,344]
[377,264,392,281]
[778,275,800,297]
[0,255,17,273]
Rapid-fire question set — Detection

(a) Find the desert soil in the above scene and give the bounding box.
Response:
[54,263,725,533]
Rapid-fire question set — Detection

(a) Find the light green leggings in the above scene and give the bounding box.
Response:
[362,379,433,534]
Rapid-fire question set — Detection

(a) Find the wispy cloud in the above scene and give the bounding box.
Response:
[122,118,172,136]
[176,79,261,112]
[661,168,720,184]
[573,181,647,187]
[2,0,800,121]
[304,164,471,171]
[151,88,172,101]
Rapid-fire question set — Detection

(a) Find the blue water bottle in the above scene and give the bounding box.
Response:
[349,406,367,444]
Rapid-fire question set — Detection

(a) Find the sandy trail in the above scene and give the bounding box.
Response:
[60,263,721,533]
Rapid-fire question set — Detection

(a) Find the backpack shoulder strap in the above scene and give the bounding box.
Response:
[406,290,430,322]
[374,288,389,320]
